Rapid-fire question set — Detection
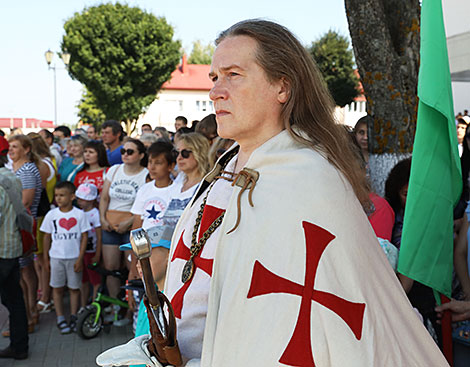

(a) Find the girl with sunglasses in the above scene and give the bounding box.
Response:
[74,140,110,194]
[99,139,148,301]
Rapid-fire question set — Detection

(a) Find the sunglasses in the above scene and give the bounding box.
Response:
[120,148,135,155]
[175,149,192,159]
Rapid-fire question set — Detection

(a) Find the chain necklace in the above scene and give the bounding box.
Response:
[181,181,225,283]
[180,148,256,284]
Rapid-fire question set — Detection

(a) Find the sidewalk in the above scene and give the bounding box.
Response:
[0,302,133,367]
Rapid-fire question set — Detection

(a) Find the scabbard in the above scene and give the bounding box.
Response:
[143,293,183,367]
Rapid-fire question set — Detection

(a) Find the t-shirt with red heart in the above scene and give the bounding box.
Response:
[40,206,91,259]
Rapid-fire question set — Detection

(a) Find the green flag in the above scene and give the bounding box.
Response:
[398,0,462,298]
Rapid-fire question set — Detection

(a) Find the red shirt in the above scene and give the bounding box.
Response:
[74,168,108,193]
[368,192,395,241]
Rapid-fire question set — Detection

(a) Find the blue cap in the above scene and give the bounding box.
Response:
[119,240,171,251]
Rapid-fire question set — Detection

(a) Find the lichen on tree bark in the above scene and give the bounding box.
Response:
[345,0,420,154]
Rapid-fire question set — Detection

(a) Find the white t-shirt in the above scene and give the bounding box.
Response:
[159,180,198,231]
[40,206,91,259]
[130,180,173,230]
[106,164,148,211]
[165,157,236,361]
[84,207,101,253]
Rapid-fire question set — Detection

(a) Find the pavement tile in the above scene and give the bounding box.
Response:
[0,296,133,367]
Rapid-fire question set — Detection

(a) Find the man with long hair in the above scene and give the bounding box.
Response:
[97,20,447,366]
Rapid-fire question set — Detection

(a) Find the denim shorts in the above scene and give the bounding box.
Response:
[102,230,130,246]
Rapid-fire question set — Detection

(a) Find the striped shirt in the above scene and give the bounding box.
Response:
[0,185,22,258]
[15,162,41,218]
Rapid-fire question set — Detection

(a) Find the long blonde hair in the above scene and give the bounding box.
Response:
[216,20,370,207]
[178,132,211,178]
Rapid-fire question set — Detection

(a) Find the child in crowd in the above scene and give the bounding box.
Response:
[120,142,175,348]
[41,181,91,334]
[75,183,102,308]
[74,140,110,194]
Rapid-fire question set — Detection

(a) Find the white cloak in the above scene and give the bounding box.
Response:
[167,130,448,367]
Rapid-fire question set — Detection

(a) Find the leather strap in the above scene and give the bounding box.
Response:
[143,293,183,366]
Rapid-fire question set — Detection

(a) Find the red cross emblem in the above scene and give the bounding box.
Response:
[247,221,366,367]
[170,204,225,319]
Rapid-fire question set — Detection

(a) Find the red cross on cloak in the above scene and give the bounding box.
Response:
[247,221,366,367]
[170,204,225,319]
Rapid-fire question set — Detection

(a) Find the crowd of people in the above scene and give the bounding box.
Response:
[1,111,470,361]
[0,113,235,359]
[0,19,469,364]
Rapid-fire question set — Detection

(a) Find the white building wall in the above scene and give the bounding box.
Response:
[137,89,214,132]
[336,101,367,128]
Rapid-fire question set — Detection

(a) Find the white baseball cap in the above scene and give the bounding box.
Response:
[76,183,98,201]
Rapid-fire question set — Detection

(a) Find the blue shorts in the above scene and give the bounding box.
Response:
[102,230,130,246]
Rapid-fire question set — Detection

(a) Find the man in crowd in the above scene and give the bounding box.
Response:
[174,116,188,132]
[97,20,448,367]
[141,124,153,135]
[86,125,99,140]
[0,136,29,360]
[101,120,124,166]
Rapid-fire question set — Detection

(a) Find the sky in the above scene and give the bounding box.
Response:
[0,0,350,126]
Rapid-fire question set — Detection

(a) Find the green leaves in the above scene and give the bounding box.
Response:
[308,30,359,107]
[62,3,181,127]
[188,40,214,65]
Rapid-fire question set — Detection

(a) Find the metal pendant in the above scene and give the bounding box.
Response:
[181,259,194,283]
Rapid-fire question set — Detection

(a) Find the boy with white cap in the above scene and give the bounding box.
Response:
[75,183,102,308]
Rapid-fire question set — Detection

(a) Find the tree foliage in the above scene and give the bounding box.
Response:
[62,3,181,133]
[76,88,106,128]
[188,40,214,65]
[308,30,359,107]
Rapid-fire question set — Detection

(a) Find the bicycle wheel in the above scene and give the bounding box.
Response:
[77,305,103,339]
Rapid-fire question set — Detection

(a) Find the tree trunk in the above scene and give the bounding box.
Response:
[344,0,420,193]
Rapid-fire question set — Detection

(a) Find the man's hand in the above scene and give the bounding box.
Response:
[435,299,470,322]
[74,259,83,273]
[96,335,165,367]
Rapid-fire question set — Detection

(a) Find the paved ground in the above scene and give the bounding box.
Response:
[0,301,133,367]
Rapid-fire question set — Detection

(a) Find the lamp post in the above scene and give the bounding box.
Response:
[44,50,71,126]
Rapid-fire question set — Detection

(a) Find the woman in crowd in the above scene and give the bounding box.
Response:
[139,133,159,150]
[153,126,171,142]
[58,134,87,182]
[7,135,42,333]
[99,139,148,300]
[27,132,58,314]
[74,140,110,194]
[353,116,371,172]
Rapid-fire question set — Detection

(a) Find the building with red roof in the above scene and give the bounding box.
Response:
[138,55,214,131]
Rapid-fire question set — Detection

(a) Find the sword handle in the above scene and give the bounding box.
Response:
[140,258,160,307]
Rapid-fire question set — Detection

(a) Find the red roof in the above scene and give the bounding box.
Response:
[0,118,55,129]
[162,55,212,91]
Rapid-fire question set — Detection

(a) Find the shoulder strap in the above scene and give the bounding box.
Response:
[66,162,84,182]
[191,145,240,206]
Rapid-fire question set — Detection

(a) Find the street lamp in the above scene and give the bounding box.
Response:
[44,49,71,126]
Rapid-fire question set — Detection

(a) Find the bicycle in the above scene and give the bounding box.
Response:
[77,263,131,339]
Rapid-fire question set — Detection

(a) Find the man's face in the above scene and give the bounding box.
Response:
[174,119,185,131]
[209,36,286,146]
[142,125,152,135]
[101,127,118,145]
[87,127,97,140]
[53,130,65,141]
